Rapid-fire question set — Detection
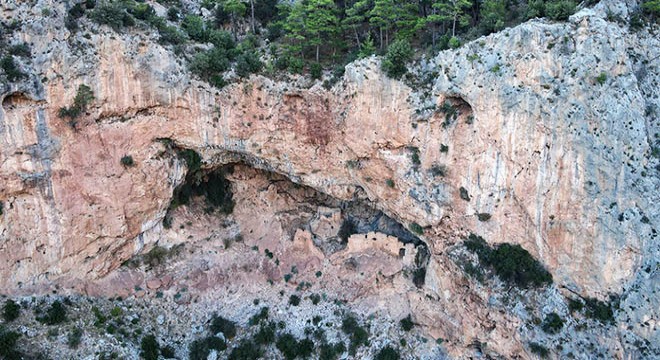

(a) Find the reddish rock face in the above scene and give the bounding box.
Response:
[0,2,657,357]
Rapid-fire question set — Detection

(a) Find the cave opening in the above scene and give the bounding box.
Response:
[157,145,431,288]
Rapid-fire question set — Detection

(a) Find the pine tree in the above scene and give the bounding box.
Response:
[223,0,247,39]
[280,1,306,59]
[305,0,340,62]
[433,0,472,37]
[393,1,423,40]
[370,0,397,49]
[344,0,371,48]
[480,0,506,34]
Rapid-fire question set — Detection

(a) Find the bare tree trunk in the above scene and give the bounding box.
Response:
[379,27,383,50]
[316,44,320,62]
[250,0,255,33]
[452,15,457,37]
[354,28,361,47]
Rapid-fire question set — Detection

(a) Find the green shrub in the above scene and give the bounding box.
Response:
[130,3,156,21]
[381,39,413,79]
[642,0,660,17]
[310,293,322,305]
[190,48,232,87]
[375,345,400,360]
[2,300,20,322]
[38,300,67,325]
[488,243,552,287]
[595,72,607,85]
[448,36,461,49]
[341,315,369,355]
[235,51,263,78]
[276,333,300,360]
[567,298,584,312]
[464,234,553,288]
[541,312,564,334]
[90,2,135,31]
[288,57,304,74]
[9,43,30,57]
[1,56,25,82]
[161,345,176,359]
[120,155,135,167]
[584,297,615,323]
[289,294,301,306]
[140,334,159,360]
[67,327,83,349]
[210,314,236,339]
[409,223,424,235]
[545,0,576,21]
[182,15,208,42]
[249,307,269,326]
[528,342,549,358]
[385,179,395,188]
[254,322,276,345]
[167,7,180,21]
[299,338,315,358]
[477,213,491,221]
[158,25,187,45]
[400,315,414,331]
[0,327,21,359]
[189,336,227,360]
[459,187,470,201]
[319,342,345,360]
[408,146,421,167]
[310,62,322,80]
[229,340,262,360]
[58,84,95,121]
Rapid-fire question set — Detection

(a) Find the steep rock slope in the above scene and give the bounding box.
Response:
[0,0,658,358]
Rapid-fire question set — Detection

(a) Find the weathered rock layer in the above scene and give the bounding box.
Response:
[0,0,658,358]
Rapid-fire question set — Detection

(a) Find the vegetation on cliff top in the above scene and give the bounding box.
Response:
[55,0,591,88]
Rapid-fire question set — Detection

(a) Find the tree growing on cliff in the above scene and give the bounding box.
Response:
[381,39,413,79]
[480,0,506,34]
[305,0,340,62]
[433,0,473,37]
[58,84,95,123]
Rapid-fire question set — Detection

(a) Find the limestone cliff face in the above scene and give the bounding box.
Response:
[0,0,658,358]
